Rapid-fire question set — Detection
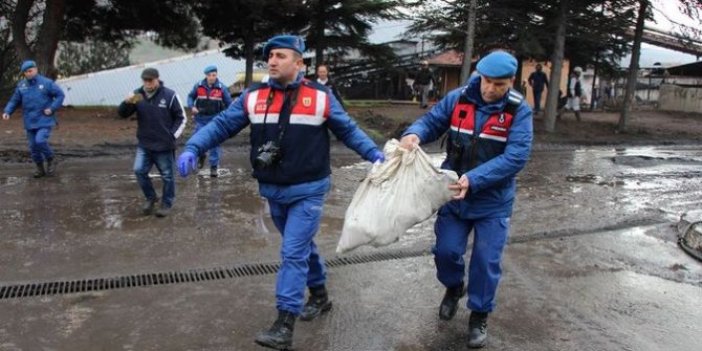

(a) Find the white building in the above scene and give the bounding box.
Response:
[57,50,246,106]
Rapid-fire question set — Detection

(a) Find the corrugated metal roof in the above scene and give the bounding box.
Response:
[57,49,247,106]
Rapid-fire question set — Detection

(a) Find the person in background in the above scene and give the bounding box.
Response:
[414,60,435,108]
[565,66,583,121]
[177,35,384,350]
[187,65,233,177]
[315,64,344,107]
[2,60,65,178]
[527,63,549,114]
[118,68,186,217]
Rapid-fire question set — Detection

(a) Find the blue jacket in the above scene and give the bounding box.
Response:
[186,78,233,122]
[117,84,186,152]
[404,76,533,219]
[3,74,65,130]
[185,74,380,185]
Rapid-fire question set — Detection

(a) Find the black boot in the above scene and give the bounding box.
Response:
[299,285,333,321]
[197,154,206,169]
[33,162,46,178]
[46,157,55,176]
[439,283,466,320]
[141,197,158,216]
[255,310,296,350]
[467,311,488,349]
[575,111,582,122]
[210,165,218,178]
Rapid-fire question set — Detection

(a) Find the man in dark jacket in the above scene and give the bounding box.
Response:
[3,60,65,178]
[400,51,533,349]
[414,60,435,108]
[187,65,232,177]
[177,35,384,350]
[118,68,186,217]
[527,63,548,114]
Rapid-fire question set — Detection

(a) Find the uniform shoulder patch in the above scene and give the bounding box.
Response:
[507,89,523,106]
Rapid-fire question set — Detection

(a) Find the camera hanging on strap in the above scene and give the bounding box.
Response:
[255,87,301,169]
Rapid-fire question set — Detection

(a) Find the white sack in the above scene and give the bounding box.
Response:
[336,139,458,253]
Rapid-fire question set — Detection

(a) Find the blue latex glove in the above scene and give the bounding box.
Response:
[370,149,385,163]
[177,151,198,177]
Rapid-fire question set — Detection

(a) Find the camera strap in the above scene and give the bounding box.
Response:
[276,87,300,144]
[259,85,301,146]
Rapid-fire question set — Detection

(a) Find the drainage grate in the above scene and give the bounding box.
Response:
[0,218,667,300]
[0,248,429,300]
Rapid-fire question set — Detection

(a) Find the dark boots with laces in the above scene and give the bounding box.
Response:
[467,311,489,349]
[299,285,333,321]
[439,282,466,320]
[255,310,296,350]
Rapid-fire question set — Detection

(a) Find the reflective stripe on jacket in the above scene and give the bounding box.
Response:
[403,75,533,219]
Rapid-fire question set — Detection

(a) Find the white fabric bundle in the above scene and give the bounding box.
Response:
[336,139,458,253]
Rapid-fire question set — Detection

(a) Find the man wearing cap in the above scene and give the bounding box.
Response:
[414,60,435,108]
[118,68,186,217]
[399,50,533,348]
[187,65,233,177]
[176,34,384,350]
[2,60,65,178]
[565,67,583,121]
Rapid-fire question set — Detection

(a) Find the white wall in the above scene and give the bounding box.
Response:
[659,84,702,113]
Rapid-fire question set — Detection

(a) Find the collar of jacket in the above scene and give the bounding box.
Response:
[199,78,220,88]
[26,75,41,85]
[462,75,510,115]
[138,82,164,96]
[267,71,305,91]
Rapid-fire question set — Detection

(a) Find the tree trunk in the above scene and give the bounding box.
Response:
[244,35,255,87]
[36,0,65,77]
[618,0,648,132]
[459,0,477,83]
[543,0,568,133]
[11,0,66,78]
[11,0,35,61]
[590,52,599,111]
[314,0,327,66]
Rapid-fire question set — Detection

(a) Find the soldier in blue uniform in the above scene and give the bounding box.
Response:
[3,60,65,178]
[400,50,533,348]
[177,35,383,350]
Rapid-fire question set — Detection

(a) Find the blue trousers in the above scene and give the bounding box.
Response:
[433,204,509,313]
[532,89,543,112]
[194,119,221,167]
[133,147,175,208]
[26,128,54,163]
[259,178,329,315]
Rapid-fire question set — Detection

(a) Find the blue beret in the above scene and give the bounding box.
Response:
[20,60,36,72]
[263,35,305,58]
[476,51,518,78]
[204,65,217,74]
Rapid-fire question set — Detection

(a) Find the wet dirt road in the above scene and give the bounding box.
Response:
[1,142,701,350]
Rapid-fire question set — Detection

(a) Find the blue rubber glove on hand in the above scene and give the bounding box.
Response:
[177,151,198,177]
[370,150,385,163]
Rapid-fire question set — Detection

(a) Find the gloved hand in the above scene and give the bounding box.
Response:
[370,149,385,163]
[177,151,198,177]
